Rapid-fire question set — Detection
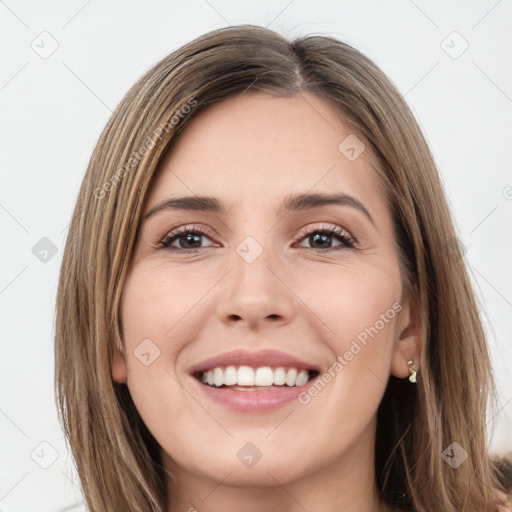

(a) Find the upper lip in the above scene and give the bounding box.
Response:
[189,349,320,375]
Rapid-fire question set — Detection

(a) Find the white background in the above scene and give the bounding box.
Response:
[1,1,511,510]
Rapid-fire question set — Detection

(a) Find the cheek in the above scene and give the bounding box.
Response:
[119,267,184,410]
[117,249,403,473]
[300,256,402,345]
[296,260,402,408]
[120,260,216,351]
[299,262,401,405]
[118,262,222,442]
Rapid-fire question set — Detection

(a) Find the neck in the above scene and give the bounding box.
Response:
[164,419,389,512]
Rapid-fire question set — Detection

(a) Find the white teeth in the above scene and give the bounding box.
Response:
[213,367,223,387]
[254,367,274,386]
[237,366,254,386]
[273,367,286,385]
[285,368,297,386]
[296,369,309,386]
[224,365,237,386]
[274,366,286,386]
[199,365,313,388]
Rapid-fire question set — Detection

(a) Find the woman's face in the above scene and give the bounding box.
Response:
[114,92,419,492]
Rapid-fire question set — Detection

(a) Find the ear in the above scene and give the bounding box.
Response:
[390,293,422,380]
[112,342,128,384]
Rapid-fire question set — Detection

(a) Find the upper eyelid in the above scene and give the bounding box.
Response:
[298,224,356,246]
[158,224,217,245]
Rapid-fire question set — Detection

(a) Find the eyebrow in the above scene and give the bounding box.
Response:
[144,192,375,225]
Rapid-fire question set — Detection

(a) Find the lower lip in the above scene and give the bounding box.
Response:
[191,375,317,412]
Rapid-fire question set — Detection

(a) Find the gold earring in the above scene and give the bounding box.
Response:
[407,360,417,383]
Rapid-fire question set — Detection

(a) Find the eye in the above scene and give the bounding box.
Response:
[157,223,356,252]
[295,224,355,251]
[157,224,217,251]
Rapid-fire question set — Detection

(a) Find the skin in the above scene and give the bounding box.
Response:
[113,91,421,512]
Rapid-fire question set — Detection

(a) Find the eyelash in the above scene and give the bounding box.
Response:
[157,223,356,252]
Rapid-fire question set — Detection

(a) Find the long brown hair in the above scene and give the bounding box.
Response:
[54,24,510,511]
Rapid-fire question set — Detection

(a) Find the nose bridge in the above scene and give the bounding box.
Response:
[215,231,296,329]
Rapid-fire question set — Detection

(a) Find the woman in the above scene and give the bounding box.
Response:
[54,24,511,511]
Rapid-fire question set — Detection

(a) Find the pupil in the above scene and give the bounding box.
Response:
[311,233,331,248]
[182,233,201,248]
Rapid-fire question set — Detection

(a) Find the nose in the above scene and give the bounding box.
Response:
[216,244,296,330]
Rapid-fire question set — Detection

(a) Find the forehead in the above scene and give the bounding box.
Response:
[145,92,386,216]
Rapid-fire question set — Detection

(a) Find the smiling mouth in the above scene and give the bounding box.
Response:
[193,365,320,390]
